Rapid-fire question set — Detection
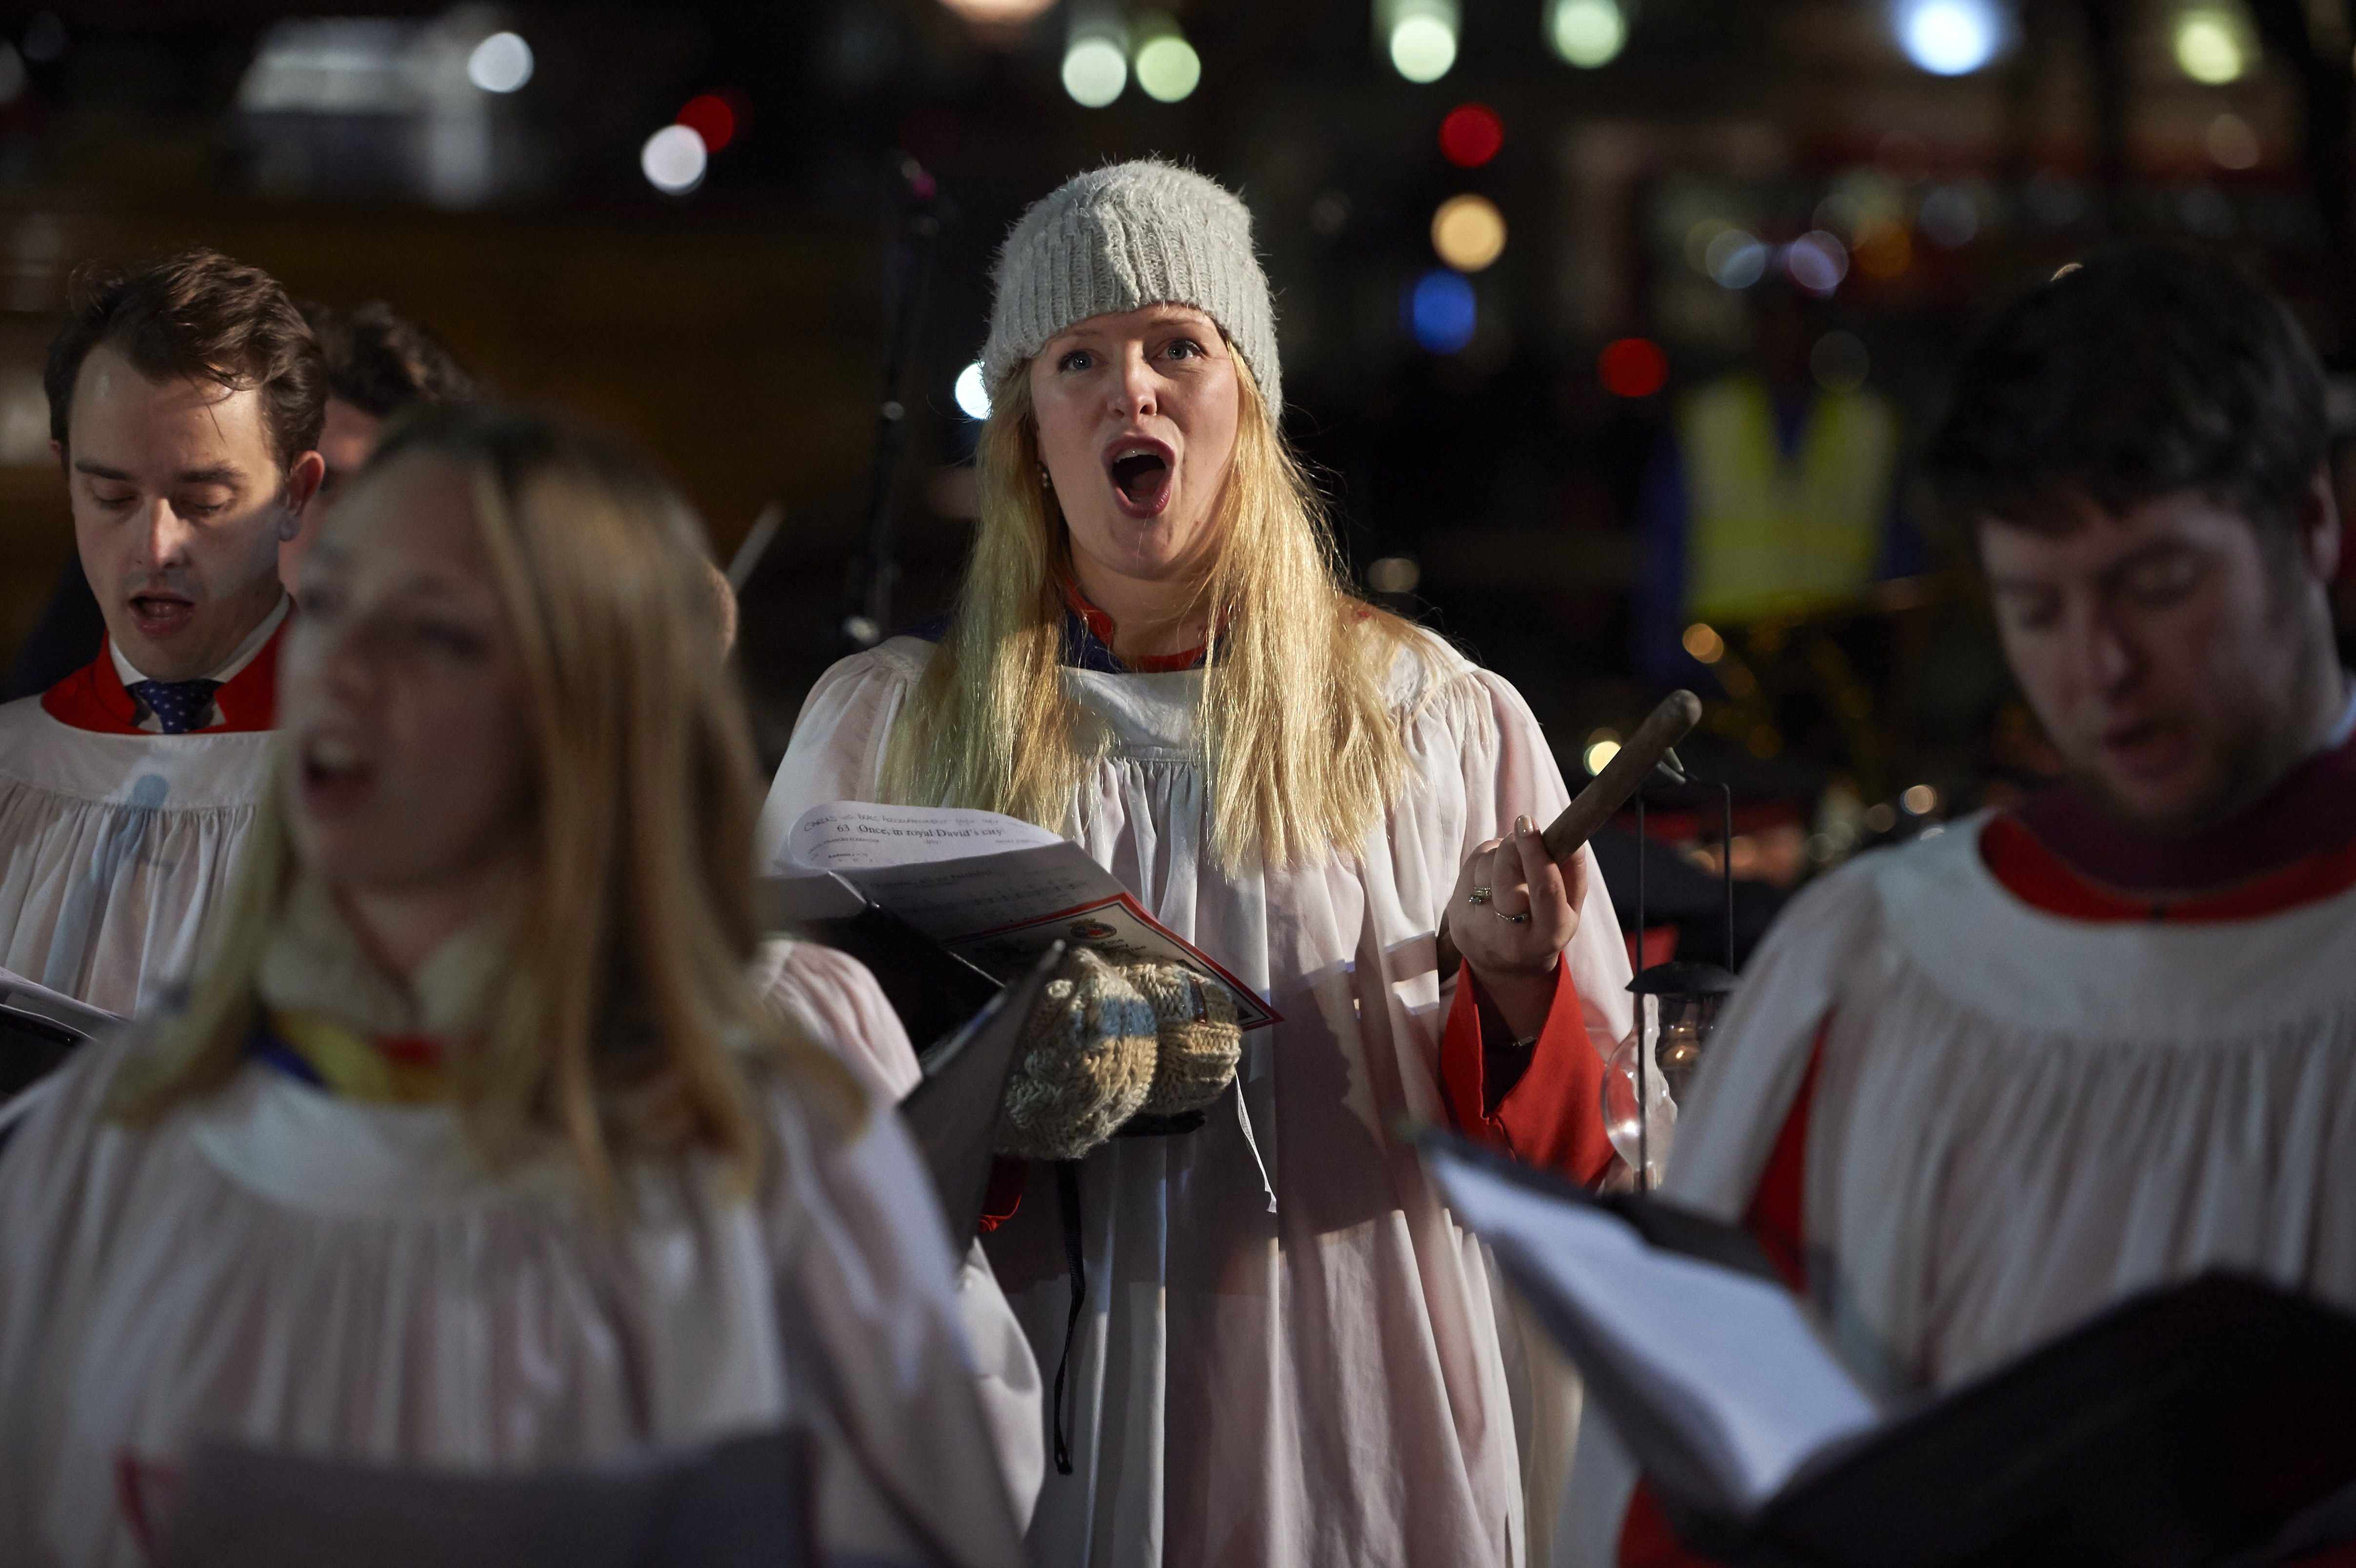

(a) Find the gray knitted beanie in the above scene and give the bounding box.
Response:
[981,159,1279,411]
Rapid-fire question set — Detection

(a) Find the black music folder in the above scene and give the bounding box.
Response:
[898,941,1062,1251]
[761,874,1001,1069]
[1421,1131,2356,1568]
[155,1428,812,1568]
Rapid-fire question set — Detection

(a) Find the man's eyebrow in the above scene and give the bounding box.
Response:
[71,460,132,481]
[173,466,243,487]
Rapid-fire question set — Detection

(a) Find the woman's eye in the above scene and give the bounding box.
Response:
[1164,338,1203,359]
[1058,350,1093,372]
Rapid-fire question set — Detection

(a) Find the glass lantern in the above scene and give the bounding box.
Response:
[1603,958,1736,1189]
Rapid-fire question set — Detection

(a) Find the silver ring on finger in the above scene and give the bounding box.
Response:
[1493,908,1531,924]
[1467,886,1492,906]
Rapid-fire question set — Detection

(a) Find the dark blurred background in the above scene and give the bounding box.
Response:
[6,0,2356,947]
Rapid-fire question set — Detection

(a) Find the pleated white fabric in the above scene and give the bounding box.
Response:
[754,935,1050,1530]
[0,695,270,1017]
[760,633,1633,1568]
[0,1017,1027,1567]
[1555,815,2356,1567]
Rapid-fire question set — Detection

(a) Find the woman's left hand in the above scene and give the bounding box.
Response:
[1448,814,1586,1038]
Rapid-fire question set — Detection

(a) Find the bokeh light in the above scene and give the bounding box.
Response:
[1405,269,1477,353]
[1598,337,1669,398]
[1063,36,1128,106]
[466,32,533,93]
[1853,220,1913,280]
[1583,737,1622,775]
[640,124,707,195]
[1136,35,1202,101]
[2174,8,2246,82]
[1783,231,1849,295]
[938,0,1057,20]
[954,361,991,420]
[1430,194,1507,271]
[1366,556,1422,594]
[1682,624,1725,664]
[1900,783,1940,815]
[1704,228,1767,289]
[1439,103,1504,168]
[676,94,737,152]
[2207,112,2260,169]
[1548,0,1628,67]
[1895,0,2000,75]
[1388,6,1458,82]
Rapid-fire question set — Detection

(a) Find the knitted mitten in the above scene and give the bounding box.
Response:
[996,948,1158,1162]
[1123,962,1241,1118]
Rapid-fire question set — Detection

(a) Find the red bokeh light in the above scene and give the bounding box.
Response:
[1438,104,1504,169]
[1598,337,1669,398]
[677,93,739,153]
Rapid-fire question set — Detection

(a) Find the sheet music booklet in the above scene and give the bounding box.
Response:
[1422,1132,2356,1568]
[769,802,1278,1030]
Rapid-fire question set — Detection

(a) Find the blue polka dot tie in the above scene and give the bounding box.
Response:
[126,678,222,735]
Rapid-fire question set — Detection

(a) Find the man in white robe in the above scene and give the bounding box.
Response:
[1565,249,2356,1567]
[0,248,324,1016]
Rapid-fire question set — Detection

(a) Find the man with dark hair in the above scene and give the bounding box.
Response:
[0,247,325,1015]
[1566,246,2356,1567]
[288,298,477,580]
[1,296,477,699]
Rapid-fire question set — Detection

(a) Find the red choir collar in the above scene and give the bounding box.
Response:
[1060,578,1213,675]
[40,618,286,736]
[1986,724,2356,921]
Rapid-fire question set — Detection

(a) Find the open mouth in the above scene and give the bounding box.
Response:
[1103,437,1174,517]
[126,593,196,637]
[299,734,374,814]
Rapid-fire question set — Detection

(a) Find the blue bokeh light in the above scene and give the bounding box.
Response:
[1405,269,1477,354]
[1896,0,2000,75]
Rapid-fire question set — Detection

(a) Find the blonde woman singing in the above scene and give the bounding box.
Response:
[760,161,1633,1567]
[0,406,1025,1568]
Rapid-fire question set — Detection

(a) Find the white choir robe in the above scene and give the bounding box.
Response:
[0,625,284,1017]
[1555,812,2356,1567]
[759,631,1635,1568]
[753,935,1049,1531]
[0,950,1028,1568]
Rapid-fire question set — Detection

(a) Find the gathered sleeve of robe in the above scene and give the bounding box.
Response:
[1426,667,1630,1184]
[750,934,1047,1533]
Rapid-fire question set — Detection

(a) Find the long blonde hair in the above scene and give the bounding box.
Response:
[115,405,860,1198]
[880,351,1419,870]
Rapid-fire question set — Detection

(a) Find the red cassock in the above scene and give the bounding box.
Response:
[1438,956,1618,1187]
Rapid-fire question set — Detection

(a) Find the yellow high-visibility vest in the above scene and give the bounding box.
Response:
[1679,377,1897,626]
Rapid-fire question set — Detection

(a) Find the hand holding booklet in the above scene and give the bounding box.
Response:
[769,802,1278,1029]
[1422,1132,2356,1568]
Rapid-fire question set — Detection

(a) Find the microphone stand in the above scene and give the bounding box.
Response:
[837,156,948,655]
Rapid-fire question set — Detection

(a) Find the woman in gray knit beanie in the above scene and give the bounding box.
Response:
[761,159,1634,1566]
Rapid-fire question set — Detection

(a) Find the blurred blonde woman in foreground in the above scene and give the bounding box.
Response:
[763,161,1633,1567]
[0,405,1025,1568]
